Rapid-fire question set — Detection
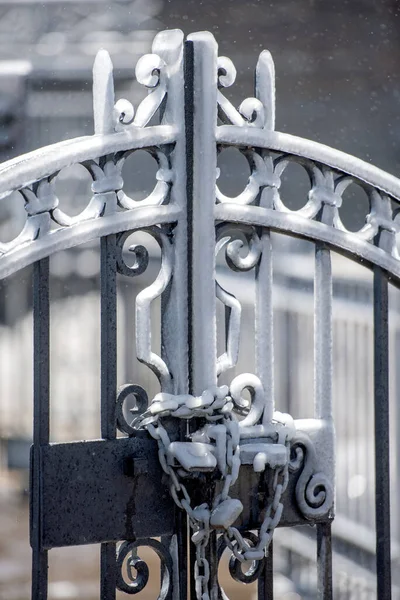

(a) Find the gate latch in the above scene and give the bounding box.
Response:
[167,441,217,472]
[131,383,333,600]
[240,441,288,472]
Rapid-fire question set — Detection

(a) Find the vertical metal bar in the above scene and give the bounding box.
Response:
[186,32,218,394]
[100,234,118,600]
[317,522,333,599]
[314,244,332,422]
[31,258,50,600]
[314,243,333,600]
[93,52,119,599]
[256,51,275,425]
[184,38,194,388]
[255,190,275,598]
[395,329,400,542]
[156,29,188,398]
[184,37,200,600]
[182,36,196,600]
[186,32,218,600]
[343,321,350,520]
[101,235,117,441]
[257,228,274,425]
[122,282,135,383]
[258,543,274,600]
[373,265,392,600]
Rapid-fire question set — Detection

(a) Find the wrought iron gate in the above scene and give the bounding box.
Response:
[0,29,398,599]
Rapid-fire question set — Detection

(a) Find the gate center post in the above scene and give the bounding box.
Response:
[185,32,219,599]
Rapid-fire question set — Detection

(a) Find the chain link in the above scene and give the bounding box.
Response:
[136,387,292,600]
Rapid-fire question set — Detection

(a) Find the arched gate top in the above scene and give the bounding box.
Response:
[0,28,398,282]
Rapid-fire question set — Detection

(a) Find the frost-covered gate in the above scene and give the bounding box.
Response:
[1,29,398,599]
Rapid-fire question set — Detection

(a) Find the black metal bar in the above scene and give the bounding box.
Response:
[101,234,117,441]
[184,39,194,380]
[101,543,117,600]
[184,39,197,600]
[317,522,333,600]
[175,511,189,600]
[208,530,218,600]
[258,542,273,600]
[395,330,400,542]
[373,265,392,599]
[31,258,50,600]
[100,235,118,599]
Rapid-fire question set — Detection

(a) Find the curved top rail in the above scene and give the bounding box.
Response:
[0,29,187,279]
[217,126,400,201]
[0,125,176,200]
[215,203,400,286]
[0,28,399,285]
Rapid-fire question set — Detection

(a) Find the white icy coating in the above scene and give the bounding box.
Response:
[93,49,115,135]
[0,30,186,280]
[168,442,217,472]
[240,443,287,471]
[0,126,176,200]
[215,203,400,283]
[0,205,181,280]
[215,281,241,375]
[217,126,400,201]
[314,246,333,421]
[295,417,335,502]
[150,29,188,396]
[187,31,219,393]
[0,30,384,553]
[209,498,243,529]
[135,228,174,391]
[3,31,345,597]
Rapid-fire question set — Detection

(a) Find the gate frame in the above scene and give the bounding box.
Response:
[0,28,396,599]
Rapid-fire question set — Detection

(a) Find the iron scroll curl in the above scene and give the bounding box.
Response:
[116,538,174,599]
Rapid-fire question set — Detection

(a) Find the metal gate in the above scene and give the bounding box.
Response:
[0,29,398,599]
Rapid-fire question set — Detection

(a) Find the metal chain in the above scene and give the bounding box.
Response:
[223,451,290,562]
[135,388,291,600]
[147,420,213,600]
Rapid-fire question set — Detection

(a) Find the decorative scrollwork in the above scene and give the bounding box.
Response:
[116,225,174,390]
[0,144,172,260]
[116,538,173,599]
[116,231,149,278]
[215,44,400,271]
[116,384,149,437]
[114,99,135,126]
[216,224,262,272]
[117,148,172,210]
[217,530,265,595]
[290,431,334,520]
[215,281,241,377]
[215,224,262,379]
[111,33,175,131]
[0,29,183,277]
[217,56,265,128]
[216,150,279,206]
[129,54,167,129]
[229,373,265,428]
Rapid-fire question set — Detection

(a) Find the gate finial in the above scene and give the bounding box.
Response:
[256,50,275,130]
[93,49,115,135]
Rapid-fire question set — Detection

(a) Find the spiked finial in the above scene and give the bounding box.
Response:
[93,49,115,135]
[256,50,275,130]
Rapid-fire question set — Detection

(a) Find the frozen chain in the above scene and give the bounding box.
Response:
[133,386,291,600]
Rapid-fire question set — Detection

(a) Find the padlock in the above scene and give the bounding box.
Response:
[210,498,243,529]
